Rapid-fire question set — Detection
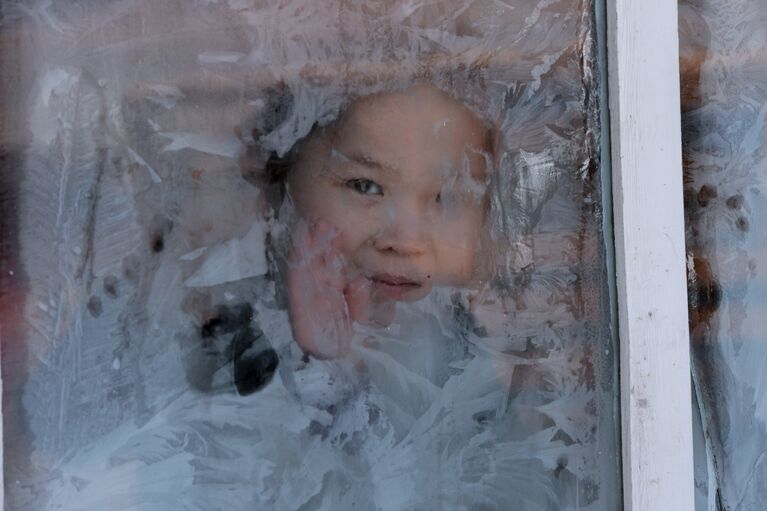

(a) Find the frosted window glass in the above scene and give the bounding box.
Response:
[0,1,620,509]
[681,1,767,508]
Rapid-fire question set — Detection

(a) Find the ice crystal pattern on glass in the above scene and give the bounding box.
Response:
[681,1,767,509]
[1,1,619,509]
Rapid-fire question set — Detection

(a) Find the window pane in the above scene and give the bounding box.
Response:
[1,1,620,509]
[680,1,767,508]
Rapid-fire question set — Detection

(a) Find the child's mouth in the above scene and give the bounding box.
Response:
[370,273,423,300]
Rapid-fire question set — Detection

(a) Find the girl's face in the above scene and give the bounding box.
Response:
[288,85,489,303]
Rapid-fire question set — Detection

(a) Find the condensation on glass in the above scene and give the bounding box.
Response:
[0,1,619,509]
[680,1,767,509]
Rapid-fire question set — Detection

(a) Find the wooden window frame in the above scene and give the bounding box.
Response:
[606,0,695,510]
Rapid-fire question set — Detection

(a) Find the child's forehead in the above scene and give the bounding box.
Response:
[344,85,483,132]
[293,85,490,183]
[331,85,489,159]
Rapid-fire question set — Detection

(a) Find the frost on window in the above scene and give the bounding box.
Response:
[1,1,619,509]
[681,1,767,510]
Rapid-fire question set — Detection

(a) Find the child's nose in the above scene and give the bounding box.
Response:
[374,205,428,257]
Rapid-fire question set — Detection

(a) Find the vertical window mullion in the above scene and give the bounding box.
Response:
[606,1,695,510]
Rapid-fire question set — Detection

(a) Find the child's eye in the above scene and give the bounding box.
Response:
[346,178,383,196]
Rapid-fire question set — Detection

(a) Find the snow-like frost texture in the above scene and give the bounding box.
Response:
[681,1,767,509]
[1,0,619,509]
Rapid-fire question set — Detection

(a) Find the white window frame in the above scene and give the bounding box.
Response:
[606,0,695,510]
[0,2,697,510]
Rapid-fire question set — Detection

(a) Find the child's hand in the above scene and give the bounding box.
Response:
[286,220,373,359]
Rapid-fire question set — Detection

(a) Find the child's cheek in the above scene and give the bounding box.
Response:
[325,217,372,269]
[434,225,481,286]
[300,187,354,231]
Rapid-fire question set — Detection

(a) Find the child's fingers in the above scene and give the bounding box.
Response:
[287,275,351,358]
[313,224,347,289]
[290,219,331,260]
[345,275,373,324]
[309,290,352,358]
[286,218,353,359]
[308,219,336,260]
[291,219,346,288]
[288,222,313,268]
